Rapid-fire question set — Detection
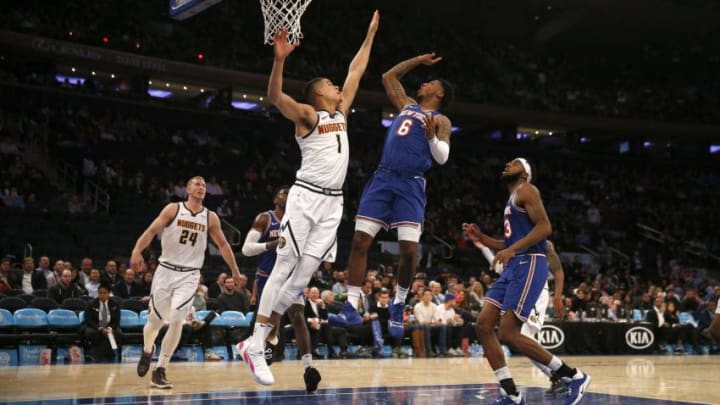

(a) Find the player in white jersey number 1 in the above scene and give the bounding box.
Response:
[131,176,242,389]
[237,11,379,390]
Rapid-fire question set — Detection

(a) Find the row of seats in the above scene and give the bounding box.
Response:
[0,296,225,313]
[0,308,255,330]
[631,309,698,326]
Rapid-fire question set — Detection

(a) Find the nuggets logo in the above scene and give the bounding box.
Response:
[278,237,287,249]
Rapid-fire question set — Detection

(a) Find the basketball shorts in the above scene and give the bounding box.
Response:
[356,167,426,232]
[276,181,342,261]
[150,264,201,321]
[521,281,549,336]
[484,254,549,323]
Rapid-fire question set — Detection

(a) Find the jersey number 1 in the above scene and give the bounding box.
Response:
[179,230,198,246]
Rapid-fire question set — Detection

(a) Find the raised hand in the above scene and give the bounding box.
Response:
[423,113,436,140]
[462,222,483,242]
[367,10,380,36]
[273,29,299,60]
[417,52,443,66]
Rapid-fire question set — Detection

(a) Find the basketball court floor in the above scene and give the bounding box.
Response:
[1,355,717,404]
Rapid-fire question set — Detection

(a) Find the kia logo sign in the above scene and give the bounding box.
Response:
[625,326,654,350]
[538,325,565,349]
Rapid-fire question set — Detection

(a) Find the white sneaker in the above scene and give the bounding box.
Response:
[237,340,275,385]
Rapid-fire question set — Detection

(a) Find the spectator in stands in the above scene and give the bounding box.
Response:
[216,277,249,313]
[44,259,64,289]
[208,272,227,299]
[19,257,35,295]
[696,300,717,349]
[0,258,14,294]
[434,293,463,357]
[321,289,344,314]
[305,286,350,359]
[85,268,102,298]
[332,271,349,300]
[101,260,120,287]
[370,289,409,358]
[430,281,444,305]
[235,273,252,304]
[112,268,143,298]
[412,289,437,358]
[3,187,24,209]
[32,255,51,291]
[49,269,86,303]
[83,284,121,362]
[206,176,223,196]
[468,281,484,314]
[78,257,93,286]
[681,288,702,313]
[634,292,654,312]
[664,301,697,353]
[357,279,376,318]
[138,271,154,297]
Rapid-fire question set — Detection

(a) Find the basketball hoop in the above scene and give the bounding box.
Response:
[259,0,312,45]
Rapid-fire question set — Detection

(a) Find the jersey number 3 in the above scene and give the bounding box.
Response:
[504,219,512,238]
[179,230,198,246]
[396,119,413,136]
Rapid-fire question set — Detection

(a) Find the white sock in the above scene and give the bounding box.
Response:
[394,286,409,305]
[547,355,563,372]
[347,285,362,310]
[302,353,313,369]
[494,366,512,381]
[250,322,274,349]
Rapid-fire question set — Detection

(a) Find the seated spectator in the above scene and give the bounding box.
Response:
[434,293,464,357]
[113,269,143,298]
[304,287,352,359]
[664,301,698,353]
[193,278,208,312]
[207,272,227,299]
[101,260,121,287]
[85,268,102,298]
[412,290,438,358]
[19,257,35,295]
[83,284,122,362]
[138,271,154,297]
[216,277,249,313]
[32,256,52,291]
[49,269,87,302]
[696,300,718,349]
[235,273,252,304]
[370,288,409,358]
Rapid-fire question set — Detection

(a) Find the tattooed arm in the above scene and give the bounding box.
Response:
[381,53,442,111]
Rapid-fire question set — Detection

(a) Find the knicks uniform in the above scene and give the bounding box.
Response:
[151,202,206,321]
[356,104,438,238]
[276,109,347,262]
[255,210,280,299]
[484,186,549,322]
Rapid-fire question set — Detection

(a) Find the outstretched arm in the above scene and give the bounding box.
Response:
[547,240,565,319]
[424,113,452,164]
[338,10,379,115]
[130,203,178,272]
[241,212,275,257]
[208,211,242,286]
[382,53,442,111]
[267,29,316,130]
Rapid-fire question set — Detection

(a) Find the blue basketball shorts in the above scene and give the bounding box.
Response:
[483,254,549,322]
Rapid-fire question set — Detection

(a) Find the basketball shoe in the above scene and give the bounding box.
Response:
[237,340,275,385]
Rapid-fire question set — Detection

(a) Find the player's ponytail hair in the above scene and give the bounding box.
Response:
[437,78,455,109]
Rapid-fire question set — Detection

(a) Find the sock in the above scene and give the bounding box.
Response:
[531,359,553,378]
[347,285,362,310]
[157,322,183,368]
[302,353,313,369]
[394,286,409,305]
[251,322,274,349]
[494,367,518,397]
[142,316,163,354]
[548,356,577,379]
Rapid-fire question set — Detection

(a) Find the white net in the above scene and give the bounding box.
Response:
[259,0,313,45]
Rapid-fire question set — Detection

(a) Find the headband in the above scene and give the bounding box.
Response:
[516,157,532,183]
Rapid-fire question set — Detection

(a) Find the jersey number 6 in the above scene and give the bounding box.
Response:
[396,119,413,136]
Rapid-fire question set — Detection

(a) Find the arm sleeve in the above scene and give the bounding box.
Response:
[428,136,450,165]
[241,229,267,257]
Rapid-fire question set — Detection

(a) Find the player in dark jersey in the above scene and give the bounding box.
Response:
[240,186,314,391]
[345,53,455,341]
[463,158,590,405]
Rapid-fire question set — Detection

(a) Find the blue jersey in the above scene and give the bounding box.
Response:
[379,104,440,174]
[503,187,547,254]
[256,210,281,274]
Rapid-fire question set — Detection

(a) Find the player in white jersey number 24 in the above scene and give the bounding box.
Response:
[130,175,242,389]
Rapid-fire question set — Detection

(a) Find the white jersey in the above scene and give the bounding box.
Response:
[294,110,349,190]
[159,202,209,269]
